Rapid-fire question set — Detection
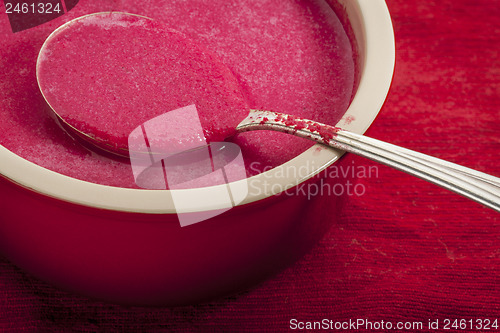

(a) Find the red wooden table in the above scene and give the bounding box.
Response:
[0,0,498,331]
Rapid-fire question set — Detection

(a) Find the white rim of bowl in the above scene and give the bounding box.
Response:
[0,0,395,214]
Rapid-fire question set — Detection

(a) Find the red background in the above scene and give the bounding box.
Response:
[0,0,498,331]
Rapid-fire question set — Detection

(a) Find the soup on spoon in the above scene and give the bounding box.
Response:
[36,12,249,157]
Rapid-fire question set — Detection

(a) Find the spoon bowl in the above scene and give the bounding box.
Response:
[36,12,249,157]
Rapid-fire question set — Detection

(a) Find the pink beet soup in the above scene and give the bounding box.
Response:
[0,0,356,189]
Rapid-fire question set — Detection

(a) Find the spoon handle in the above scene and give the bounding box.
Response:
[237,110,500,212]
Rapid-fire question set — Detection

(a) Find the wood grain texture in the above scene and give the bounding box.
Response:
[0,0,498,331]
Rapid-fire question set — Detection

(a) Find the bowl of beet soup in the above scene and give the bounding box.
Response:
[0,0,394,305]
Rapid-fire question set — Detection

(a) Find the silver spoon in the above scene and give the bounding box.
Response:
[36,14,499,211]
[237,109,500,212]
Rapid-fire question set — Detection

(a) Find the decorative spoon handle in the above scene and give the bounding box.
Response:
[237,110,500,212]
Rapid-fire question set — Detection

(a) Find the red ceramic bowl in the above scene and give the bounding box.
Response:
[0,0,395,306]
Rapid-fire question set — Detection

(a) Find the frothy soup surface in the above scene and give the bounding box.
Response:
[37,13,250,156]
[0,0,355,188]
